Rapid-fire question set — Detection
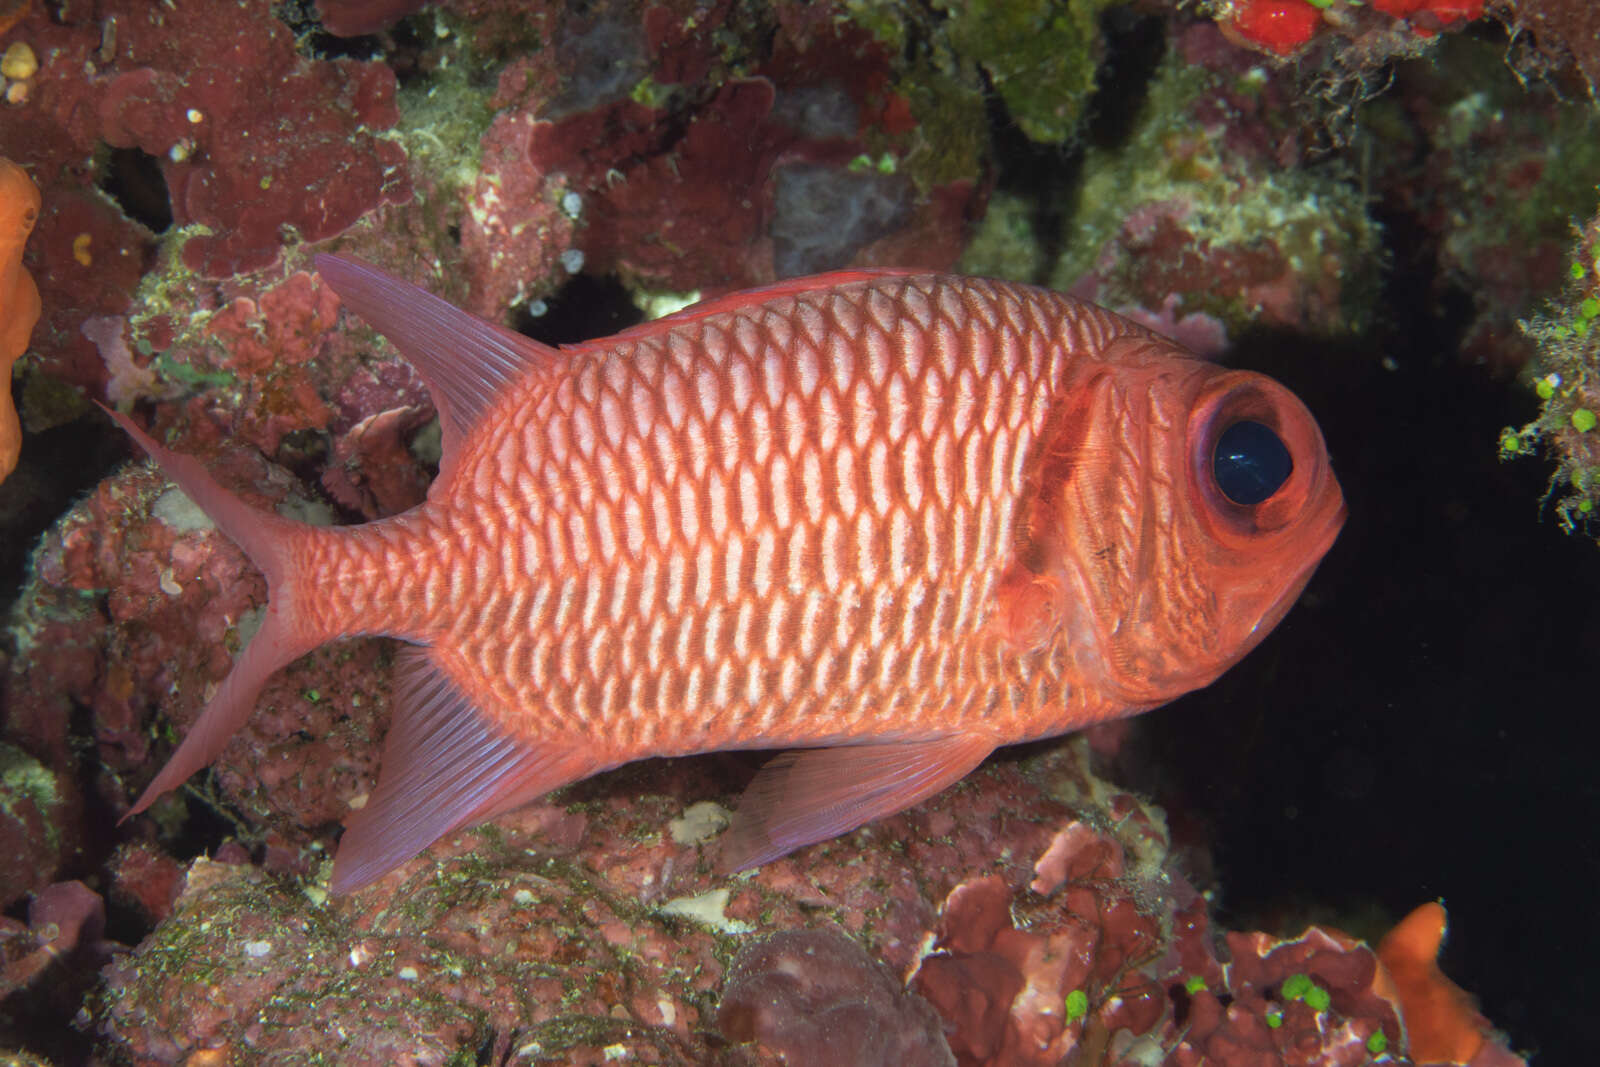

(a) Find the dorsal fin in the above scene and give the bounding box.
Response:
[314,255,557,469]
[595,268,926,351]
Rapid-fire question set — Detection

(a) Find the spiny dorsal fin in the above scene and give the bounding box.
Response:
[315,255,557,471]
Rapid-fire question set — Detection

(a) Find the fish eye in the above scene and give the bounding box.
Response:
[1212,420,1292,506]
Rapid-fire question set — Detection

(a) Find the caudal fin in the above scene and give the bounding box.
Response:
[104,407,320,816]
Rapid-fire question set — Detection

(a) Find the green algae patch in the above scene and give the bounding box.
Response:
[0,743,67,860]
[959,190,1049,282]
[936,0,1117,146]
[94,849,729,1064]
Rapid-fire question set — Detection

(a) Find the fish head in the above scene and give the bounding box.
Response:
[1031,338,1346,708]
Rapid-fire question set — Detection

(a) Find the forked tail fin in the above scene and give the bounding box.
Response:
[104,407,322,816]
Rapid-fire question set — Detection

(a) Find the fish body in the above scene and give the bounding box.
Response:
[116,258,1345,891]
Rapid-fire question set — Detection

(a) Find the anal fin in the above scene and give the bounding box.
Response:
[718,735,993,873]
[331,647,594,893]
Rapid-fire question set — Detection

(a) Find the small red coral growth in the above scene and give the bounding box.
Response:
[1218,0,1486,57]
[1225,0,1323,56]
[1370,0,1485,22]
[109,842,185,925]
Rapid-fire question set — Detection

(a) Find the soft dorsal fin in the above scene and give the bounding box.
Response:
[717,734,993,873]
[598,268,925,350]
[314,255,557,465]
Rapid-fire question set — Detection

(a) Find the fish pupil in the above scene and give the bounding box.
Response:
[1213,420,1292,506]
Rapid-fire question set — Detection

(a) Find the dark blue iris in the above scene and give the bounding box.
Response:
[1213,420,1292,506]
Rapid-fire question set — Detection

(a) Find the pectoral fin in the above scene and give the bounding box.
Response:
[718,735,993,873]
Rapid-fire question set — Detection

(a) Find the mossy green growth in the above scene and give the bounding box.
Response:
[1423,39,1600,268]
[1503,204,1600,538]
[958,190,1047,282]
[391,16,497,236]
[1280,973,1314,1000]
[935,0,1119,145]
[0,744,63,853]
[1045,48,1380,336]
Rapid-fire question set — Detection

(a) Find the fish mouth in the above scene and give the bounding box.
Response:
[1243,482,1347,645]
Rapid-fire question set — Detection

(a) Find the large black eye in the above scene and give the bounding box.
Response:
[1213,420,1292,506]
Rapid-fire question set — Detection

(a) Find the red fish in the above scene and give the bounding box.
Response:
[113,257,1345,892]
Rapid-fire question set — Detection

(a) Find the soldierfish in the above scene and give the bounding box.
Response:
[113,256,1346,893]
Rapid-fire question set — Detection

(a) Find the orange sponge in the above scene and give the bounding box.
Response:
[1377,902,1487,1064]
[0,157,41,483]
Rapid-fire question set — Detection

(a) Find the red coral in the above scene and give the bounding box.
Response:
[109,842,186,924]
[91,3,411,278]
[910,819,1167,1067]
[1370,0,1485,23]
[471,4,982,296]
[1225,0,1323,56]
[1217,0,1486,58]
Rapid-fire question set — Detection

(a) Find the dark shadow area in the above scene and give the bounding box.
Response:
[0,416,128,621]
[1120,206,1592,1064]
[1086,8,1167,150]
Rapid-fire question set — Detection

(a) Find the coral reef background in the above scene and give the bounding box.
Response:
[1,0,1598,1063]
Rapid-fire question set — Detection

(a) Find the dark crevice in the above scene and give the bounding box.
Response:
[160,783,249,864]
[984,91,1080,285]
[100,147,173,234]
[514,274,644,347]
[273,0,385,61]
[1086,8,1167,149]
[0,415,128,623]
